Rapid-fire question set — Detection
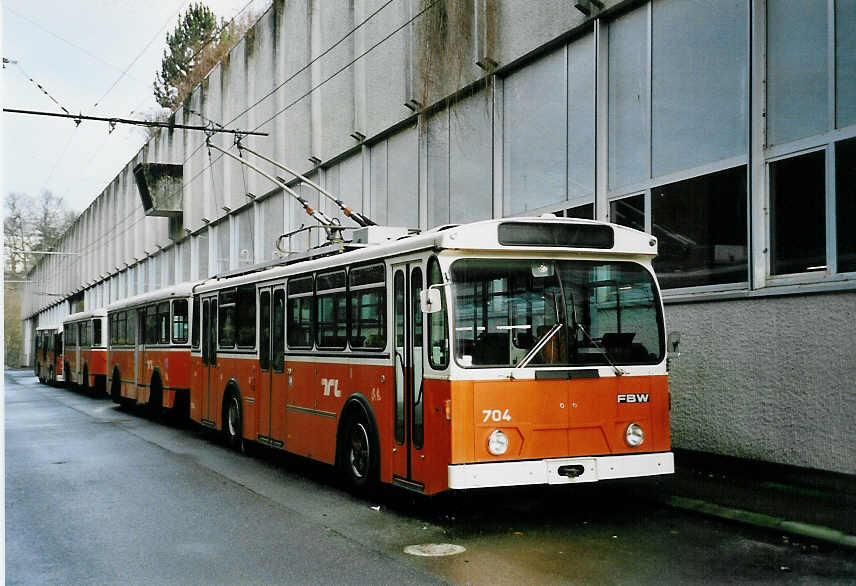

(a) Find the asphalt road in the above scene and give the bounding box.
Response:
[6,369,856,585]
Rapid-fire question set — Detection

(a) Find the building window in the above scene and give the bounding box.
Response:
[316,270,347,350]
[770,151,826,276]
[837,138,856,273]
[610,194,645,233]
[349,264,386,350]
[652,166,748,288]
[565,204,594,220]
[287,276,314,349]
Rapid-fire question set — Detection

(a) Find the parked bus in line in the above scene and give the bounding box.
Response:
[62,310,108,395]
[105,283,195,415]
[190,216,674,494]
[35,324,64,386]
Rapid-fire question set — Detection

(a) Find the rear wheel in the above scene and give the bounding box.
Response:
[110,369,122,404]
[147,375,163,418]
[223,391,243,452]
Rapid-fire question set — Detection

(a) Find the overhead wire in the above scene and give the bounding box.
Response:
[183,0,438,196]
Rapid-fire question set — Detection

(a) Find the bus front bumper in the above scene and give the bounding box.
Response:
[448,452,674,489]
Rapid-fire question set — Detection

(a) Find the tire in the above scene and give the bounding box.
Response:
[339,409,379,495]
[111,369,122,404]
[82,366,91,395]
[223,390,243,452]
[64,363,72,389]
[147,375,163,418]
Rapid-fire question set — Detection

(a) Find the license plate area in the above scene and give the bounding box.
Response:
[546,458,598,484]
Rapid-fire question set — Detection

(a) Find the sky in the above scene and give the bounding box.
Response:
[2,0,268,215]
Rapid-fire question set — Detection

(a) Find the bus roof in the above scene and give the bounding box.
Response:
[105,280,201,314]
[62,308,107,325]
[194,217,657,295]
[36,324,63,332]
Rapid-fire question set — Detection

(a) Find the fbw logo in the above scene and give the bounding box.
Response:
[617,393,649,403]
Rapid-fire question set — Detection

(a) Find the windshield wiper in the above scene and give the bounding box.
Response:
[576,323,626,376]
[515,322,563,369]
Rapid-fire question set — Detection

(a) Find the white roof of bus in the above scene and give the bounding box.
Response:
[36,324,63,332]
[104,280,201,314]
[62,308,107,325]
[195,217,657,295]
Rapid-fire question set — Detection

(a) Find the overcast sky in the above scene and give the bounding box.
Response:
[2,0,267,215]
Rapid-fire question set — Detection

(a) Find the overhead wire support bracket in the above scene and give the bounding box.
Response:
[235,137,375,227]
[205,139,345,246]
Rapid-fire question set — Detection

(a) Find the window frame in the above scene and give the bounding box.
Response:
[315,269,348,350]
[348,263,387,351]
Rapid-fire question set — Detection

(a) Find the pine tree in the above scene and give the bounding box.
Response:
[153,3,219,109]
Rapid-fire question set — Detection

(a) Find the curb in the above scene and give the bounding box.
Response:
[659,495,856,549]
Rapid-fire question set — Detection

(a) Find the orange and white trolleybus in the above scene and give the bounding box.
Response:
[189,216,674,495]
[62,310,108,394]
[106,283,195,415]
[35,324,63,385]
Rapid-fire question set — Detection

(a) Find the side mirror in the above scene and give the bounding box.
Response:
[420,288,442,314]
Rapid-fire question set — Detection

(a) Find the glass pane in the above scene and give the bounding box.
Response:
[260,292,271,370]
[412,268,424,449]
[566,203,594,220]
[237,209,254,267]
[652,166,748,288]
[197,230,209,279]
[262,193,285,262]
[837,2,856,128]
[450,93,492,223]
[767,0,828,145]
[652,0,748,176]
[568,32,595,199]
[609,6,650,189]
[770,152,826,275]
[836,138,856,272]
[388,127,419,228]
[504,48,567,214]
[427,109,450,227]
[217,223,230,274]
[273,290,285,372]
[427,258,449,370]
[610,194,645,232]
[370,141,388,225]
[393,270,405,444]
[450,259,664,367]
[237,286,256,348]
[172,300,188,343]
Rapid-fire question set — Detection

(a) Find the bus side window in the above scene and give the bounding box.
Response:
[191,296,200,348]
[172,300,189,343]
[93,319,102,347]
[272,289,285,372]
[427,256,449,369]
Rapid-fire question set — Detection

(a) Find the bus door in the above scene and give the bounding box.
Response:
[200,296,218,426]
[132,310,144,400]
[391,262,427,489]
[257,285,287,447]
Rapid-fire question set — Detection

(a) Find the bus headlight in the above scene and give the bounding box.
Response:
[625,423,644,447]
[487,430,509,455]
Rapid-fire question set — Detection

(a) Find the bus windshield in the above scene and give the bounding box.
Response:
[450,259,664,368]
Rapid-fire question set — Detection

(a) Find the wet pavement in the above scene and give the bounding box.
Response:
[6,369,856,584]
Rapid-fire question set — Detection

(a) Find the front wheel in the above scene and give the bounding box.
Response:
[339,412,378,495]
[223,392,243,452]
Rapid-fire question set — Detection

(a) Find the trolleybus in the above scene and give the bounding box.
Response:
[106,283,195,415]
[35,324,63,385]
[190,216,674,494]
[62,309,108,394]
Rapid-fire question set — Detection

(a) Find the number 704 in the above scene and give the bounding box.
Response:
[482,409,511,423]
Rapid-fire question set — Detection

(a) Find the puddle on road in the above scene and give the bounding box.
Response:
[404,543,466,557]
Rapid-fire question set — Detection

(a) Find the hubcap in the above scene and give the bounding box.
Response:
[349,423,370,479]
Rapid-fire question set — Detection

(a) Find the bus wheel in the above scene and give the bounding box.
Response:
[48,367,53,385]
[64,363,71,389]
[223,391,243,452]
[147,375,163,418]
[82,367,91,395]
[110,369,121,404]
[339,411,378,495]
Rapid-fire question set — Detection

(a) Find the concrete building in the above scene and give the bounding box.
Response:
[22,0,856,476]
